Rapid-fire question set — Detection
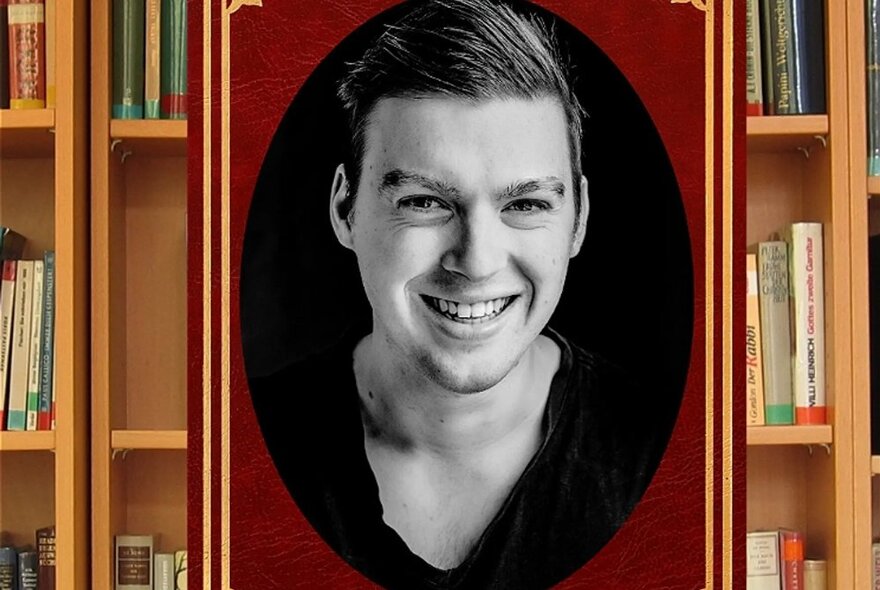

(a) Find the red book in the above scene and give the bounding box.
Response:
[781,529,804,590]
[7,0,45,109]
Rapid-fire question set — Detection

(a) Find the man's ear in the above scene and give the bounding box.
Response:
[329,163,355,251]
[570,175,589,258]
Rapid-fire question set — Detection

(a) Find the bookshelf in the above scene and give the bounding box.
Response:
[746,1,856,588]
[0,0,89,588]
[90,0,188,587]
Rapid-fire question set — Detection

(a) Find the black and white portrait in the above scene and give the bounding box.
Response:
[241,0,693,587]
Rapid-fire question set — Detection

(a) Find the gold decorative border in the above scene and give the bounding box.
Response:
[202,1,736,588]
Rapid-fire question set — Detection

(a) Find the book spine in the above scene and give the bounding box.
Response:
[25,259,43,430]
[747,531,782,590]
[786,223,826,424]
[7,0,45,109]
[873,542,880,590]
[43,0,52,107]
[788,0,825,114]
[37,526,56,590]
[6,259,32,431]
[0,547,15,590]
[17,551,37,590]
[746,0,764,115]
[761,0,797,114]
[869,0,880,175]
[0,227,26,260]
[0,1,9,109]
[154,554,174,590]
[747,253,766,425]
[144,0,160,118]
[780,529,804,590]
[38,251,54,430]
[112,0,145,119]
[173,550,187,590]
[115,535,153,590]
[0,261,17,430]
[758,242,794,424]
[159,0,185,118]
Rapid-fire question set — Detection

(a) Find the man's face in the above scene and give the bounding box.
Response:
[331,96,587,394]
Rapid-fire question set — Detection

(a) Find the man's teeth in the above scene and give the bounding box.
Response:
[430,297,510,319]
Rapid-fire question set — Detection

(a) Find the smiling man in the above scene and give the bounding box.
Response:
[250,1,663,588]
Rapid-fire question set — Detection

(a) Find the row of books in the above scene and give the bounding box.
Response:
[745,0,826,116]
[115,536,186,590]
[113,0,187,120]
[746,529,825,590]
[746,223,826,426]
[0,0,55,109]
[0,526,55,590]
[0,229,56,432]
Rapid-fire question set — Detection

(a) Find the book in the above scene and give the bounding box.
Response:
[144,0,160,118]
[173,550,187,590]
[17,551,37,590]
[746,0,763,115]
[38,251,54,430]
[44,0,53,107]
[25,259,44,430]
[112,0,145,118]
[747,531,781,590]
[6,259,33,431]
[154,553,174,590]
[0,0,9,109]
[869,0,880,175]
[746,253,766,425]
[779,529,804,590]
[760,0,826,115]
[0,261,17,430]
[36,526,55,590]
[115,535,153,590]
[784,223,826,424]
[7,0,46,109]
[159,0,185,118]
[802,559,825,590]
[758,242,794,424]
[873,541,880,590]
[0,228,26,260]
[0,547,15,590]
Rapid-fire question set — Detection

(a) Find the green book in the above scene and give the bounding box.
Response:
[113,0,146,119]
[160,0,186,119]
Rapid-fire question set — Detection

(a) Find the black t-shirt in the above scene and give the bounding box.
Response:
[250,329,664,589]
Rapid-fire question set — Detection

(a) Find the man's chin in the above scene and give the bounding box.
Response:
[418,356,517,395]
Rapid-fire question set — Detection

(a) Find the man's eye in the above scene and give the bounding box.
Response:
[399,196,447,211]
[505,199,550,213]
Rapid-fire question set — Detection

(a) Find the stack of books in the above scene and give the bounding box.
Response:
[0,526,55,590]
[115,535,187,590]
[746,529,825,589]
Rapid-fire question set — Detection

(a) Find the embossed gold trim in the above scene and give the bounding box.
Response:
[222,1,232,587]
[671,0,708,12]
[202,0,212,587]
[722,1,734,588]
[228,0,261,15]
[704,0,715,585]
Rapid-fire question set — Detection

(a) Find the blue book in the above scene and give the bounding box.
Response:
[38,252,55,431]
[0,547,17,590]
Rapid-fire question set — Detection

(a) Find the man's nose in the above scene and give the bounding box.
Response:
[440,206,506,282]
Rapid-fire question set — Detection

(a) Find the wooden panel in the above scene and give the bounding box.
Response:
[121,451,187,553]
[0,432,56,451]
[0,452,55,547]
[746,152,806,246]
[0,159,56,256]
[747,115,829,152]
[110,120,187,157]
[123,156,187,430]
[747,446,810,531]
[747,426,834,446]
[112,430,187,450]
[0,110,55,158]
[873,456,880,475]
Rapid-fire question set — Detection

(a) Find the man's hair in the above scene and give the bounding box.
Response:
[337,0,586,217]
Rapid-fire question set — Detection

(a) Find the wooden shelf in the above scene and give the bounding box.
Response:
[867,176,880,195]
[746,115,829,152]
[746,425,833,446]
[111,429,187,450]
[0,109,55,158]
[109,119,187,157]
[0,431,56,452]
[872,456,880,475]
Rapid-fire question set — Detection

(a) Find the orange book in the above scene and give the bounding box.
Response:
[7,0,45,109]
[781,529,805,590]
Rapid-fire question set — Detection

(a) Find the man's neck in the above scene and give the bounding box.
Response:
[353,334,560,458]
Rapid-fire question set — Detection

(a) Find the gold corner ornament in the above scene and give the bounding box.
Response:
[228,0,262,15]
[671,0,708,11]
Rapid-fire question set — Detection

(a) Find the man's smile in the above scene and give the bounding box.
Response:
[421,294,517,324]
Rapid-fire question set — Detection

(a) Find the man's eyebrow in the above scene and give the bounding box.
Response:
[379,169,461,199]
[500,177,566,200]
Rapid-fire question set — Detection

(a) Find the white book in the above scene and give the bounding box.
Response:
[6,260,34,431]
[154,553,174,590]
[747,531,780,590]
[25,260,44,430]
[115,534,154,590]
[0,261,17,429]
[784,223,826,424]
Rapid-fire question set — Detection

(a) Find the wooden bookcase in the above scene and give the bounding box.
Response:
[0,0,89,588]
[90,0,188,587]
[745,1,858,588]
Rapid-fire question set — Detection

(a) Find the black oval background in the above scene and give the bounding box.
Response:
[241,0,694,575]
